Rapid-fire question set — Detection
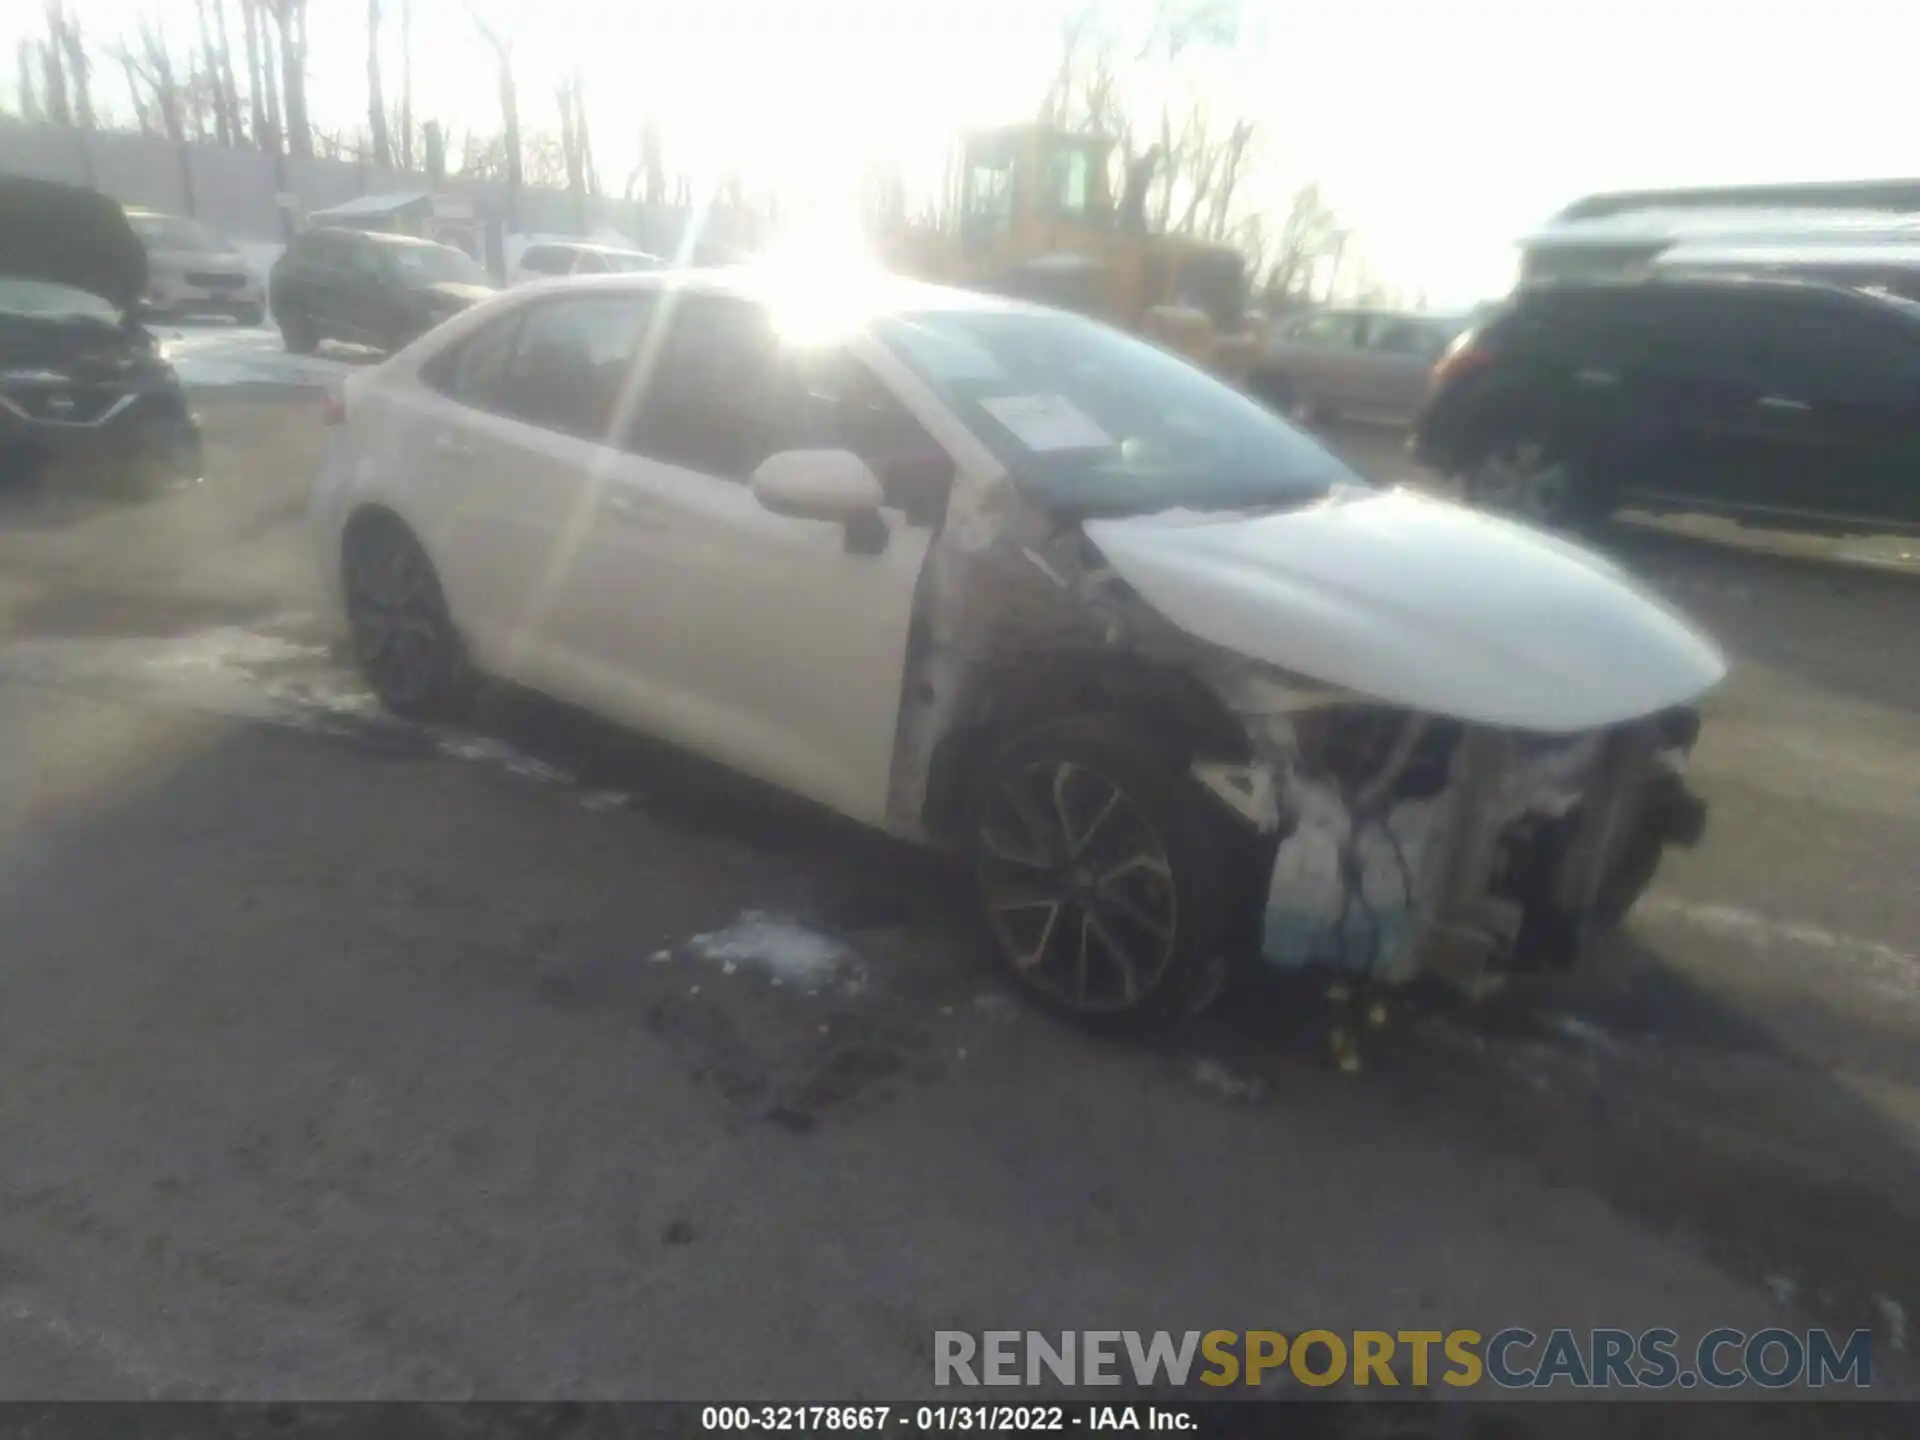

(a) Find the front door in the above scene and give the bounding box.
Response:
[548,293,945,826]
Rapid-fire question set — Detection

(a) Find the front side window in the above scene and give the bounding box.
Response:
[876,307,1351,517]
[1044,147,1094,218]
[424,312,522,410]
[519,247,562,274]
[624,295,954,516]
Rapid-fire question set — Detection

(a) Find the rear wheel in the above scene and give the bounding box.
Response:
[966,716,1236,1028]
[342,517,472,719]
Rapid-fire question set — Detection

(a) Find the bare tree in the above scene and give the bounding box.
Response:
[1262,183,1341,308]
[193,0,232,144]
[470,10,523,221]
[52,3,94,129]
[366,0,391,167]
[241,0,267,146]
[265,1,310,158]
[16,40,42,122]
[398,0,414,170]
[214,0,243,143]
[259,4,284,154]
[41,5,71,126]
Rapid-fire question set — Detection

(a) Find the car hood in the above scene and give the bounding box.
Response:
[0,177,147,312]
[1081,487,1727,732]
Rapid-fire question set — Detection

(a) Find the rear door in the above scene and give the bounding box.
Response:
[401,295,651,681]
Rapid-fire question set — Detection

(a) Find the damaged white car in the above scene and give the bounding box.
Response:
[310,270,1725,1024]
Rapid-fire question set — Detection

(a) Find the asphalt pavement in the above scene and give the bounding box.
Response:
[1,352,1917,1415]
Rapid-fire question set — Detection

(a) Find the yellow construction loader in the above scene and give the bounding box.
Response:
[882,122,1267,384]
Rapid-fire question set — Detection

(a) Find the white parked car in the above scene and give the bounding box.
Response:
[509,241,666,285]
[125,208,266,324]
[311,270,1724,1024]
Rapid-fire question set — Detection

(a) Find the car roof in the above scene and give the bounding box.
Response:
[1515,270,1920,316]
[519,265,1038,317]
[307,226,460,251]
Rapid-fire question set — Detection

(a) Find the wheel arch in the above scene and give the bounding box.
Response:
[920,650,1255,844]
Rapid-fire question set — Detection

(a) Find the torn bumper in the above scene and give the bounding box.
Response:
[1253,713,1706,987]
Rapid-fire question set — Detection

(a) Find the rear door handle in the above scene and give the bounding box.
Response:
[1758,395,1811,413]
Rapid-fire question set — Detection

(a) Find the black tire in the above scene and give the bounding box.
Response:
[965,715,1237,1029]
[342,515,473,719]
[1461,432,1609,529]
[279,309,318,354]
[236,302,266,328]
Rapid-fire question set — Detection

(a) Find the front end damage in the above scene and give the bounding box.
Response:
[886,477,1717,1001]
[1196,681,1708,992]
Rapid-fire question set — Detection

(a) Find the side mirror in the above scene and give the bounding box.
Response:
[750,449,889,553]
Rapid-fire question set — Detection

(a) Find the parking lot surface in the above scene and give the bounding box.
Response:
[1,357,1916,1413]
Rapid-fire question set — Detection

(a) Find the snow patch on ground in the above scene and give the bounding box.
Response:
[1641,896,1920,1004]
[685,911,864,993]
[164,326,358,390]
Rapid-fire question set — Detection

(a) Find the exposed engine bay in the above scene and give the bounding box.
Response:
[888,478,1716,996]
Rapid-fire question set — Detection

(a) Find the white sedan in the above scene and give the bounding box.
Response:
[310,269,1725,1025]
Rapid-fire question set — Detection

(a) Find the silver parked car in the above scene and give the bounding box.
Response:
[1251,308,1466,426]
[124,208,265,325]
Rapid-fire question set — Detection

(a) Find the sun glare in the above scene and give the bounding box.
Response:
[755,217,891,346]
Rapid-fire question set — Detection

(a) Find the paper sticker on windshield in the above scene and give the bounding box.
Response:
[980,394,1113,453]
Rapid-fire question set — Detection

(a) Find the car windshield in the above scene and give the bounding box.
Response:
[0,276,123,322]
[873,307,1355,517]
[130,214,224,252]
[388,244,489,286]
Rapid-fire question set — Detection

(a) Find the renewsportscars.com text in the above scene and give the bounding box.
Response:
[934,1327,1874,1391]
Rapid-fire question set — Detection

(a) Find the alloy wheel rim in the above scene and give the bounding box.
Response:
[1475,441,1572,523]
[348,541,442,704]
[975,760,1179,1013]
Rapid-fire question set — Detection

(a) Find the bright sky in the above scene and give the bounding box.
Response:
[11,0,1920,305]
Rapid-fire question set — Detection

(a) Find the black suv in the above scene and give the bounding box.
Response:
[1413,274,1920,535]
[268,227,496,355]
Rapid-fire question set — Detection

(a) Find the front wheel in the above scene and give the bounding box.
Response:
[966,716,1236,1028]
[278,309,318,354]
[1462,435,1607,529]
[342,517,473,719]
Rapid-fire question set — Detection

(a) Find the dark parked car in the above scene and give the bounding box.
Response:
[1414,274,1920,535]
[268,228,496,355]
[0,176,201,493]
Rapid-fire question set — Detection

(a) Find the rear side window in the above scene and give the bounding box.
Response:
[497,295,656,439]
[422,313,522,409]
[519,246,564,274]
[1287,312,1360,347]
[1748,297,1920,407]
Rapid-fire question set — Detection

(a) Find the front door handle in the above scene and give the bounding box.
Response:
[1758,395,1811,413]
